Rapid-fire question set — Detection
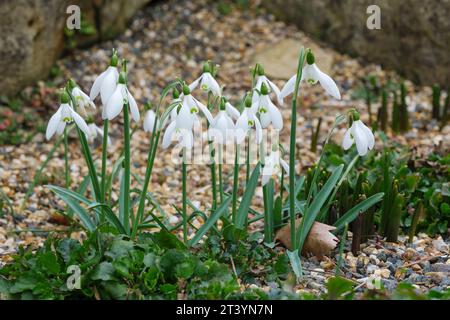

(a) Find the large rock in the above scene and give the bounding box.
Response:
[0,0,150,97]
[0,0,70,97]
[263,0,450,87]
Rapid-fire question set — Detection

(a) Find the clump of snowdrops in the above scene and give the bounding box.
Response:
[45,47,383,278]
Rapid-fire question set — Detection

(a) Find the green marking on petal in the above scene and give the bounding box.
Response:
[201,84,208,91]
[248,120,254,126]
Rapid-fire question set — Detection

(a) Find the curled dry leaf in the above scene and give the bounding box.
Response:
[275,218,339,260]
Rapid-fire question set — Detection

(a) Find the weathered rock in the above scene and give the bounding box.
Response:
[0,0,151,96]
[263,0,450,87]
[253,38,333,80]
[0,0,70,96]
[431,263,450,273]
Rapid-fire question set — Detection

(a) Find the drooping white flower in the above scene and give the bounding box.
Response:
[89,51,119,118]
[105,73,140,122]
[252,83,283,130]
[208,99,235,145]
[235,102,262,145]
[252,65,283,106]
[87,123,111,146]
[143,109,157,132]
[280,50,341,101]
[189,62,221,96]
[46,96,90,140]
[342,119,375,156]
[261,150,290,186]
[162,85,213,149]
[71,85,95,116]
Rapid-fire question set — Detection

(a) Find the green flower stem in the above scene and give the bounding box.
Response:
[289,48,305,251]
[122,103,131,234]
[245,136,251,185]
[100,119,109,203]
[218,145,224,203]
[231,144,241,222]
[63,127,70,188]
[77,127,101,203]
[182,147,188,243]
[209,144,218,210]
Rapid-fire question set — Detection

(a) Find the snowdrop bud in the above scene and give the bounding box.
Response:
[260,82,269,95]
[256,63,265,76]
[202,61,211,73]
[306,49,315,65]
[60,90,70,104]
[182,83,191,96]
[172,88,180,99]
[110,50,118,67]
[118,72,127,85]
[67,78,77,91]
[244,93,252,108]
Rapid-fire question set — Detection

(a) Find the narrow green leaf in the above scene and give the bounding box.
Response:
[48,186,95,231]
[297,164,344,250]
[334,193,384,232]
[235,163,261,229]
[189,197,231,246]
[287,250,303,280]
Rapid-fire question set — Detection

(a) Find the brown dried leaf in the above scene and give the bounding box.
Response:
[275,218,339,260]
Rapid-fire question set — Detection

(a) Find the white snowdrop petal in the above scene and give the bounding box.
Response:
[260,112,271,128]
[254,116,263,144]
[90,69,107,101]
[317,69,341,99]
[353,124,368,156]
[71,109,90,136]
[280,74,297,99]
[225,102,240,120]
[269,102,283,130]
[127,91,140,122]
[106,86,125,120]
[46,107,62,140]
[342,128,353,150]
[359,121,375,150]
[188,76,202,92]
[144,110,156,132]
[280,158,290,175]
[100,68,118,106]
[162,121,177,149]
[195,98,214,124]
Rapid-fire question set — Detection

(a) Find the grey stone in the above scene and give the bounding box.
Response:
[431,263,450,273]
[263,0,450,87]
[381,279,398,292]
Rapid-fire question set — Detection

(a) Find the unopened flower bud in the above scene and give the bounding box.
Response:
[306,49,315,65]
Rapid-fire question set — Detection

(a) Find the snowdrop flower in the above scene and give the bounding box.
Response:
[208,98,235,145]
[235,94,263,145]
[342,111,375,156]
[280,50,341,101]
[69,79,95,115]
[189,62,221,96]
[46,91,90,140]
[253,64,283,106]
[252,83,283,130]
[87,123,111,146]
[143,103,157,133]
[261,148,289,186]
[89,50,119,118]
[105,72,140,122]
[162,84,213,149]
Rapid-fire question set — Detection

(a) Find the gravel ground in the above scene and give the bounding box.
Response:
[0,0,449,293]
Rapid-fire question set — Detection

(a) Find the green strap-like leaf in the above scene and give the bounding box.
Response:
[235,163,261,229]
[189,197,231,246]
[333,192,384,232]
[297,164,344,250]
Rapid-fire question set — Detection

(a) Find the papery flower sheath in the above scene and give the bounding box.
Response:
[208,99,235,145]
[189,62,221,96]
[106,72,140,122]
[261,150,289,186]
[46,92,90,140]
[342,117,375,156]
[252,83,283,130]
[280,50,341,101]
[90,51,119,118]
